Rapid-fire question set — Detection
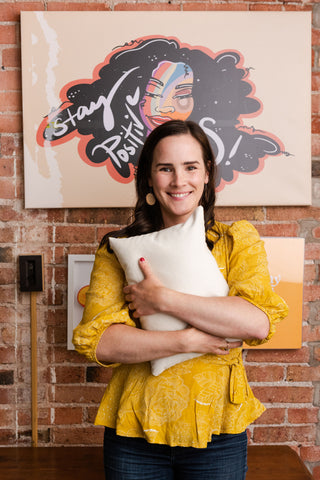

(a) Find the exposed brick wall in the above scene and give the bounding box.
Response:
[0,0,319,477]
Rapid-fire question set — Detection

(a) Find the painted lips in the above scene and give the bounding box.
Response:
[147,115,173,127]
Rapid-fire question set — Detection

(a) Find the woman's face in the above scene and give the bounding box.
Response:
[140,61,194,131]
[149,134,209,228]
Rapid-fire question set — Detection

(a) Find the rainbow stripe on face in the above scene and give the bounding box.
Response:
[140,61,194,130]
[153,61,192,106]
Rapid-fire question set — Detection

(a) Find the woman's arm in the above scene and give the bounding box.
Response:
[123,258,270,341]
[96,323,242,364]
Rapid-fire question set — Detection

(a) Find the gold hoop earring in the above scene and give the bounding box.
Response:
[146,192,156,206]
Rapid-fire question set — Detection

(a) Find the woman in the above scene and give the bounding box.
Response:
[73,120,288,480]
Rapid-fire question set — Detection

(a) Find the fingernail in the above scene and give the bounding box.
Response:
[139,257,145,262]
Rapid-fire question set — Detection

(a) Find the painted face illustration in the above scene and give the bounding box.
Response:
[140,61,194,131]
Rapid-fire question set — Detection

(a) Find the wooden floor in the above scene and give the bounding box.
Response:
[0,445,313,480]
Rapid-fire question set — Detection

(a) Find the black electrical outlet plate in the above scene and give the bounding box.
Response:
[19,255,43,292]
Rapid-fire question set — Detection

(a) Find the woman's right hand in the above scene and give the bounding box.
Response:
[183,327,243,356]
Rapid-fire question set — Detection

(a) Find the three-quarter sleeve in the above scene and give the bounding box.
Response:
[72,244,136,365]
[226,220,289,346]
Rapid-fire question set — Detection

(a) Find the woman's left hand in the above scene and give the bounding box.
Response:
[123,258,166,318]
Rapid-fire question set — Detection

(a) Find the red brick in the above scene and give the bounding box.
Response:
[282,5,312,12]
[0,429,15,444]
[54,407,83,425]
[0,306,15,323]
[314,465,320,480]
[20,225,49,244]
[302,324,320,342]
[54,226,95,244]
[0,285,15,304]
[255,223,299,237]
[184,3,247,10]
[0,25,16,45]
[67,208,131,226]
[313,226,320,238]
[115,3,179,11]
[300,445,320,462]
[48,2,111,11]
[0,70,21,92]
[0,226,15,243]
[246,347,310,363]
[246,365,284,383]
[0,3,44,22]
[66,245,97,256]
[312,93,320,114]
[313,28,320,47]
[312,73,320,92]
[267,207,320,222]
[0,91,21,111]
[305,242,320,260]
[312,115,320,134]
[54,385,105,404]
[54,366,86,384]
[312,134,320,156]
[47,210,65,223]
[2,47,21,69]
[252,407,286,425]
[87,406,99,423]
[0,407,14,427]
[249,4,282,10]
[0,135,22,157]
[215,206,265,222]
[52,425,104,445]
[252,386,313,404]
[304,264,317,283]
[0,158,14,177]
[0,347,15,364]
[287,407,319,424]
[0,113,22,134]
[287,365,320,382]
[0,178,15,199]
[97,226,122,243]
[53,346,88,364]
[253,425,316,443]
[0,386,15,404]
[86,366,113,384]
[304,285,320,302]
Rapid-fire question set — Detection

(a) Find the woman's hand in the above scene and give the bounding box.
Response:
[123,258,166,318]
[183,327,243,356]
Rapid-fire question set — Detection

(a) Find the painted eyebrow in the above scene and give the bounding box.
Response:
[147,77,164,88]
[175,83,193,90]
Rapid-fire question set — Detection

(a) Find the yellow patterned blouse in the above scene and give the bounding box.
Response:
[73,220,288,448]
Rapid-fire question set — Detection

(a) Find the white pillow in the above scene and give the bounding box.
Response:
[109,206,229,376]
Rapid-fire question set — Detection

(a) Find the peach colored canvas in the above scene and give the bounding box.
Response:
[21,12,311,207]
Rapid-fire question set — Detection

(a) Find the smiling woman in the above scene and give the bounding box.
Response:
[148,134,208,227]
[72,120,288,480]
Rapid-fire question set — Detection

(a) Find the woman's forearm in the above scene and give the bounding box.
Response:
[159,289,270,340]
[95,323,242,364]
[96,324,185,364]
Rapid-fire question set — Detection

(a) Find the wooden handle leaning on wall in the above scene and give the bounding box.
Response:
[31,291,38,447]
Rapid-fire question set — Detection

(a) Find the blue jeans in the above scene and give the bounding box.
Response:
[103,427,248,480]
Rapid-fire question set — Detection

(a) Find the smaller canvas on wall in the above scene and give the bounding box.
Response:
[67,237,304,351]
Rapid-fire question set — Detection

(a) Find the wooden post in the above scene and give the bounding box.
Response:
[30,291,38,447]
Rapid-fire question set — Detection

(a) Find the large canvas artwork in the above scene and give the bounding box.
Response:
[21,12,311,208]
